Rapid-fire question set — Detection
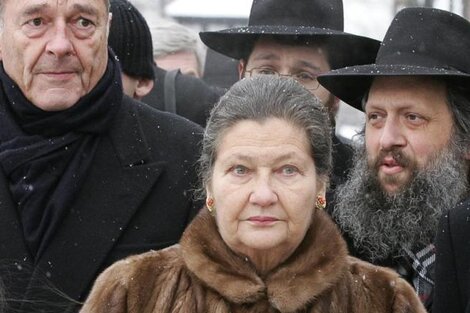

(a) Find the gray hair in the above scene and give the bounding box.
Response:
[149,19,206,75]
[196,75,332,200]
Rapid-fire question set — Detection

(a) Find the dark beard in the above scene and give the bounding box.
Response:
[333,143,469,262]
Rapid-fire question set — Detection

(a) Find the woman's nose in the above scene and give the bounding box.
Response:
[249,177,278,207]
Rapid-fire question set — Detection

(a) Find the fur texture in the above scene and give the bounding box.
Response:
[81,209,426,313]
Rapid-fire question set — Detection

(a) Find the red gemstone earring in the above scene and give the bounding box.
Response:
[206,198,215,215]
[315,196,326,210]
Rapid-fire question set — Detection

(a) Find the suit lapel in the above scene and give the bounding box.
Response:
[31,99,166,300]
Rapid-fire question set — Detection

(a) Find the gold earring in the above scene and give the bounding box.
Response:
[206,197,215,215]
[315,196,326,210]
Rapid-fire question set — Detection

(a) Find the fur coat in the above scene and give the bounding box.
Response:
[80,209,426,313]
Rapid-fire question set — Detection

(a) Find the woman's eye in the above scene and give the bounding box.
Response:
[281,165,299,175]
[232,165,248,175]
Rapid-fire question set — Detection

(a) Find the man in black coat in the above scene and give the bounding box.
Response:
[318,7,470,311]
[107,0,222,128]
[199,0,380,199]
[143,65,223,127]
[434,198,470,313]
[0,0,203,312]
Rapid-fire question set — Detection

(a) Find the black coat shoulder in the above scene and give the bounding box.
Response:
[142,67,224,127]
[434,198,470,313]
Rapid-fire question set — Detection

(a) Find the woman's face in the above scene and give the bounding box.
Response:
[208,117,323,261]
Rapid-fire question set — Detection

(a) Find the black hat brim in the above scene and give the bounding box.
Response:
[200,26,380,69]
[318,64,470,111]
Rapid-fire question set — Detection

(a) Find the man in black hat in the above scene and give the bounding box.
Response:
[199,0,380,198]
[108,0,221,127]
[318,7,470,310]
[108,0,155,100]
[0,0,203,311]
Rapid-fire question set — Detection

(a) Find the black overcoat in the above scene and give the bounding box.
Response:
[0,95,203,312]
[142,66,224,127]
[434,197,470,313]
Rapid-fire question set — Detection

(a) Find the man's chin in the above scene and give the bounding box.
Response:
[380,183,403,195]
[29,91,81,111]
[378,174,411,195]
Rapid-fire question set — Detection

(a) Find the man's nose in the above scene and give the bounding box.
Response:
[379,118,406,151]
[46,22,74,58]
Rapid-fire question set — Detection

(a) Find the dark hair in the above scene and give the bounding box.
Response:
[196,75,332,200]
[446,81,470,154]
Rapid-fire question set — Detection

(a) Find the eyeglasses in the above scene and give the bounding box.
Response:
[244,67,322,90]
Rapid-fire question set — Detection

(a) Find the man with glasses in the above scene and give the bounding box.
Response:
[200,0,379,198]
[244,64,321,93]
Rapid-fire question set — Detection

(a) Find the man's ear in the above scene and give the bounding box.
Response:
[0,31,3,60]
[238,60,246,80]
[134,79,154,100]
[333,95,340,107]
[106,13,112,38]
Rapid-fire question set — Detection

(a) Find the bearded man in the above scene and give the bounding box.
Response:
[318,7,470,311]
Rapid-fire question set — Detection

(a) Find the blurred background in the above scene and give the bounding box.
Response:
[126,0,469,143]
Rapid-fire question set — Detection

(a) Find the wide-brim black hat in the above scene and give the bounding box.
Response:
[318,7,470,111]
[199,0,380,69]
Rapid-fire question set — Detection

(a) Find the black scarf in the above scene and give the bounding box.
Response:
[0,53,123,260]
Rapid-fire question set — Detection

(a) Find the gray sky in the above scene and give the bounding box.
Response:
[131,0,463,40]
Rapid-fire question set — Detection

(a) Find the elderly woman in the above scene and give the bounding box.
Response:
[80,76,425,313]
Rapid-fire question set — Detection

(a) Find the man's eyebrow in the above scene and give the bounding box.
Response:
[71,3,100,16]
[21,4,49,17]
[251,52,280,62]
[20,3,100,19]
[294,60,322,72]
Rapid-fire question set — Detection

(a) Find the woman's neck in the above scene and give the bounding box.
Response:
[240,245,297,275]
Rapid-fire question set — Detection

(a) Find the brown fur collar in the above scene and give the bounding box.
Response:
[180,209,349,312]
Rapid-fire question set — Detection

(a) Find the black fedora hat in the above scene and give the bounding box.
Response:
[318,7,470,111]
[199,0,380,69]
